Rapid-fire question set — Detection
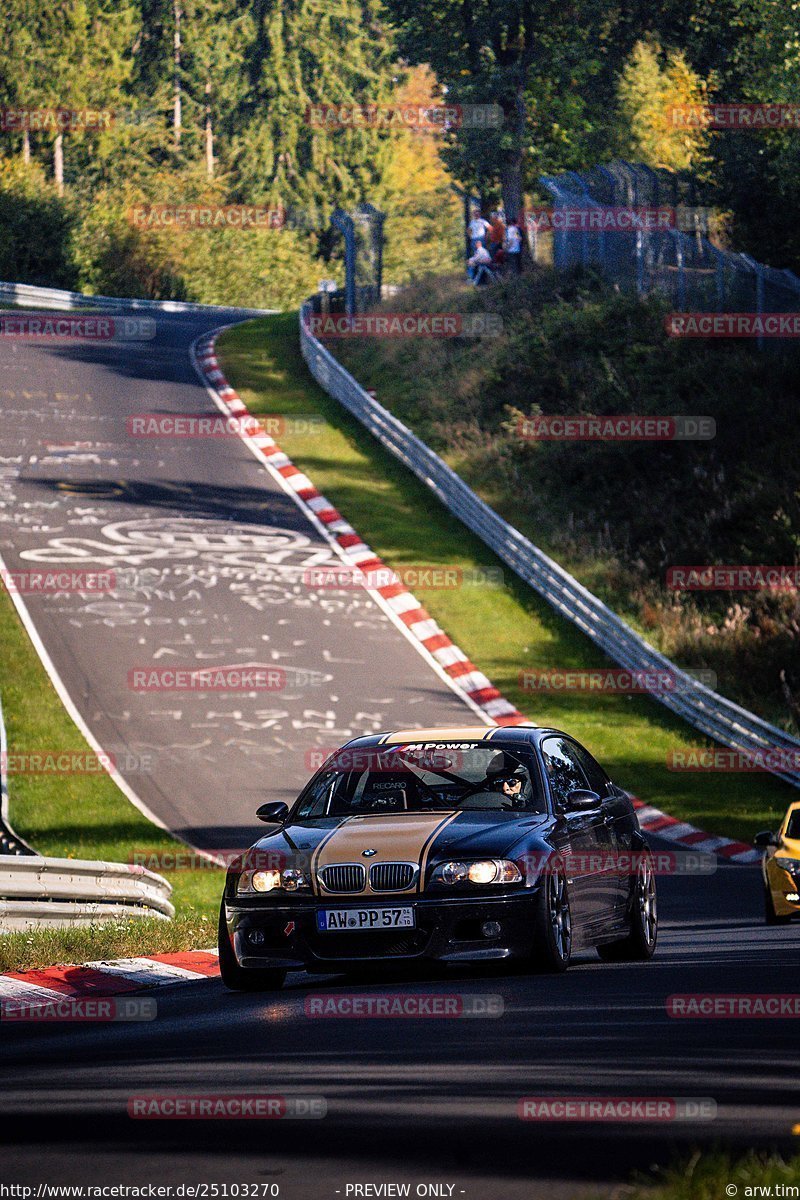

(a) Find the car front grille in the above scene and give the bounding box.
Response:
[369,862,416,892]
[318,864,365,893]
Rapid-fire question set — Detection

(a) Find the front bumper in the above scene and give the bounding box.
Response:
[223,890,541,971]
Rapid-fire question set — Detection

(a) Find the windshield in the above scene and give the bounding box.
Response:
[292,742,546,819]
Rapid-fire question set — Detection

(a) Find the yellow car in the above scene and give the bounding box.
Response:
[756,802,800,924]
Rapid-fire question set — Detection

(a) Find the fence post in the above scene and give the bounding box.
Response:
[755,263,765,351]
[673,232,686,310]
[714,248,725,312]
[331,209,356,317]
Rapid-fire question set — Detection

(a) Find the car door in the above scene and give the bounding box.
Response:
[540,735,612,932]
[569,739,629,918]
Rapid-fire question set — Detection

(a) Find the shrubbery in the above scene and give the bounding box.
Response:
[332,269,800,728]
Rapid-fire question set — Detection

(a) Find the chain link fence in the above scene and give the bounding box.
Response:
[539,160,800,348]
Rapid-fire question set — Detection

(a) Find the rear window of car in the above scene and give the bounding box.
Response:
[786,810,800,840]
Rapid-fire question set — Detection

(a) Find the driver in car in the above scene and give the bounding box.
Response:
[493,765,532,809]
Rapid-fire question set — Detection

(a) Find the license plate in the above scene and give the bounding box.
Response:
[316,907,415,932]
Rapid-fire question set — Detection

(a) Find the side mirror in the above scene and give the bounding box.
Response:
[565,788,601,811]
[754,830,779,849]
[256,801,290,824]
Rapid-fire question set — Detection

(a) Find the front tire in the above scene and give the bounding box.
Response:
[218,902,286,992]
[598,853,658,962]
[532,867,572,973]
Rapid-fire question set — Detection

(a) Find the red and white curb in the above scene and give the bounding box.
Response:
[192,329,761,865]
[0,950,219,1015]
[631,797,759,863]
[192,331,527,728]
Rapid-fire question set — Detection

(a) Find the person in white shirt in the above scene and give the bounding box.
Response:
[505,221,522,273]
[467,211,491,255]
[467,241,492,285]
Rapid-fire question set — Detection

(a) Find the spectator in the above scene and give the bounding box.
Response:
[505,219,522,273]
[488,211,506,260]
[467,241,492,285]
[467,210,491,255]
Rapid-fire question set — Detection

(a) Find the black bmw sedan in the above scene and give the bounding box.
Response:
[218,725,658,989]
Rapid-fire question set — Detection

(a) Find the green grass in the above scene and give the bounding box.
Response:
[623,1150,800,1198]
[0,583,224,972]
[217,312,798,843]
[0,913,216,974]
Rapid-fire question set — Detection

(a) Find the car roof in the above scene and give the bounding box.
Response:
[340,726,565,749]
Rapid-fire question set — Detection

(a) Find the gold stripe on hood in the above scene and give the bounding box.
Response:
[316,812,459,895]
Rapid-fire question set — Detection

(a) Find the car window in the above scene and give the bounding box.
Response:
[291,742,548,817]
[570,741,610,798]
[786,810,800,839]
[541,737,590,810]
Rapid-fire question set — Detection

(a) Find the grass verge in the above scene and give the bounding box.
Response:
[217,312,798,843]
[0,584,223,972]
[625,1149,800,1198]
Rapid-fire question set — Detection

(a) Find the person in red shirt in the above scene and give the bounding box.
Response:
[488,211,506,261]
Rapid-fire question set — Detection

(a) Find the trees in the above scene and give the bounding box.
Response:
[615,37,711,172]
[383,0,609,216]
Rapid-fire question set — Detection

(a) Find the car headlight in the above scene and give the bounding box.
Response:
[236,869,310,894]
[433,859,523,886]
[774,857,800,877]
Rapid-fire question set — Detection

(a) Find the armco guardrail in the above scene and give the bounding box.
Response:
[0,856,174,930]
[0,280,272,315]
[300,297,800,789]
[0,691,172,926]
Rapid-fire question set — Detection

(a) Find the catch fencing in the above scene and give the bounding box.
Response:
[539,161,800,347]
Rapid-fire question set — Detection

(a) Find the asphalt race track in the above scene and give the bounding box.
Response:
[0,310,473,849]
[1,310,799,1194]
[2,857,800,1194]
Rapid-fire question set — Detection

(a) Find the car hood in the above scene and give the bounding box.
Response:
[247,810,550,871]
